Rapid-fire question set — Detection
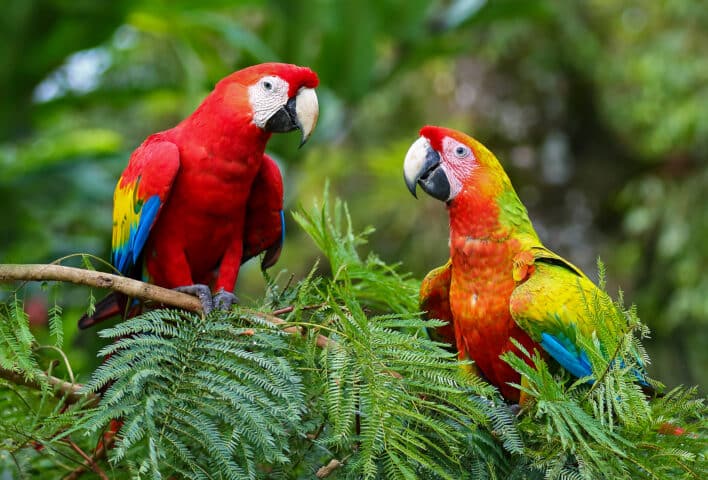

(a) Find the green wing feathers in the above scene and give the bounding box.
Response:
[510,247,623,379]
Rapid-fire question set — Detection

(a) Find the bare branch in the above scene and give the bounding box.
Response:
[62,424,116,480]
[316,458,342,478]
[0,264,202,312]
[0,367,98,406]
[0,263,333,348]
[247,310,334,349]
[64,438,109,480]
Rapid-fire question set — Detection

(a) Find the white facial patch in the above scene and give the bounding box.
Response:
[441,136,476,199]
[248,75,289,128]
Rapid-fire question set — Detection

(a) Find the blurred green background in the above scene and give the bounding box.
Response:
[0,0,705,390]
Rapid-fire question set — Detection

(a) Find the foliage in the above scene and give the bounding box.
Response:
[74,308,305,479]
[0,0,706,388]
[1,194,706,479]
[291,186,419,315]
[0,0,706,476]
[0,292,99,476]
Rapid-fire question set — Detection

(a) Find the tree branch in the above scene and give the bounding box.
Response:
[64,438,109,480]
[0,367,98,405]
[0,264,202,311]
[0,263,333,348]
[316,458,343,478]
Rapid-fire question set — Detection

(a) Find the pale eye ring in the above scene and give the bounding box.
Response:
[262,80,273,91]
[454,145,469,158]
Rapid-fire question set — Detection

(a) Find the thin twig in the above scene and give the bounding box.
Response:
[35,345,76,384]
[270,303,326,316]
[270,306,296,316]
[316,453,352,479]
[62,420,118,480]
[248,309,333,349]
[316,458,342,478]
[64,439,109,480]
[0,367,97,406]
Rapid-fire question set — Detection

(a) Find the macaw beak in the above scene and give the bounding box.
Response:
[264,87,319,147]
[403,136,450,201]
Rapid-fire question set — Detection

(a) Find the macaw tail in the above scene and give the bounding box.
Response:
[641,381,662,398]
[78,292,137,329]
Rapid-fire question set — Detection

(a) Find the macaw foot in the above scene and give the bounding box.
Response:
[174,285,238,315]
[508,403,523,417]
[213,289,238,311]
[174,284,214,315]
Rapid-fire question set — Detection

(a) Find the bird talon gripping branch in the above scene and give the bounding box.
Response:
[212,290,238,312]
[174,284,214,315]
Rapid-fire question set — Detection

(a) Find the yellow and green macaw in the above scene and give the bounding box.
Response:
[404,125,645,403]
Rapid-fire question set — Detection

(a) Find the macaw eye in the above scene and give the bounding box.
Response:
[454,145,470,158]
[262,80,273,91]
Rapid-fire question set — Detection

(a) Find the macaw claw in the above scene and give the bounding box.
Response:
[213,289,238,312]
[174,285,238,315]
[508,403,523,417]
[175,284,214,314]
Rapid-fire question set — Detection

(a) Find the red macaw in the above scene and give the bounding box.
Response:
[404,126,646,403]
[80,63,318,327]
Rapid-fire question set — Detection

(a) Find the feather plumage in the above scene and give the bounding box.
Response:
[409,126,646,401]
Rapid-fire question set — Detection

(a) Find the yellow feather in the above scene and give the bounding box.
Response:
[112,180,139,253]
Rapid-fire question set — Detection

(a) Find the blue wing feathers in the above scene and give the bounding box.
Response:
[540,332,593,379]
[540,332,649,385]
[114,249,128,275]
[132,196,161,263]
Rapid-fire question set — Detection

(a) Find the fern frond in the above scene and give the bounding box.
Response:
[75,308,306,478]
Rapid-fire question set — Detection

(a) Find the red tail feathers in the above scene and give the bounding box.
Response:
[78,293,139,329]
[658,422,687,436]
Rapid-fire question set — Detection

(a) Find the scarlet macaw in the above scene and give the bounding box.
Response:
[80,63,319,327]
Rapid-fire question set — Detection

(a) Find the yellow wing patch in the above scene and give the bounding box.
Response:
[112,178,140,254]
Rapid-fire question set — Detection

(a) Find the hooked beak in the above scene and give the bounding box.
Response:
[264,87,319,147]
[403,137,450,201]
